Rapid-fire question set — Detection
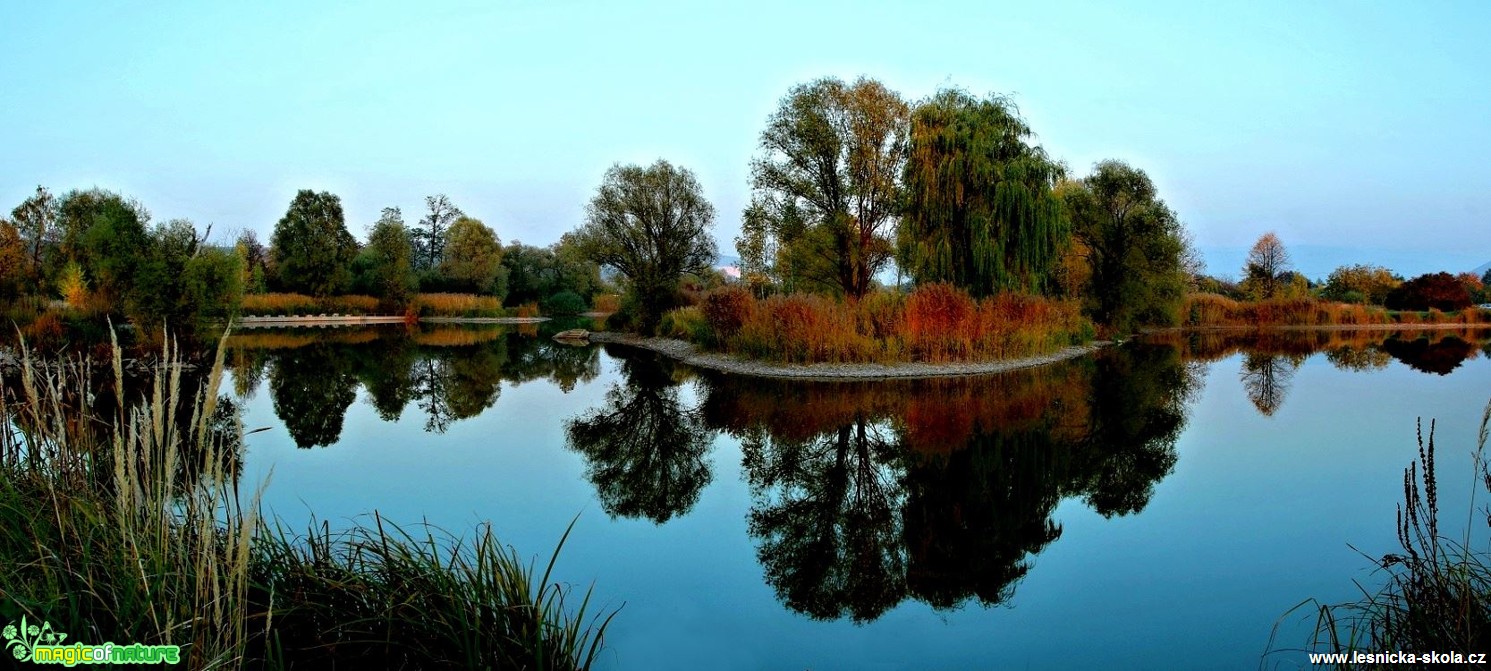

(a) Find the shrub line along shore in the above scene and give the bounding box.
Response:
[585,331,1111,381]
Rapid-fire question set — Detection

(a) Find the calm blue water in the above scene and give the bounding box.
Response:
[226,327,1491,670]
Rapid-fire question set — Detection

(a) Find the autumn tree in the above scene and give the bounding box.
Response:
[234,229,269,294]
[1059,160,1191,333]
[440,216,506,296]
[1241,232,1293,300]
[412,194,463,271]
[741,76,909,297]
[1384,272,1472,312]
[10,185,56,294]
[1319,264,1400,305]
[1455,271,1485,304]
[0,220,24,298]
[573,160,717,333]
[354,207,418,306]
[898,89,1067,296]
[270,190,358,296]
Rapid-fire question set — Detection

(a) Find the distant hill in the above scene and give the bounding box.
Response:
[1475,261,1491,277]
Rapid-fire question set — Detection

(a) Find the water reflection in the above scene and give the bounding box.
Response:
[1239,353,1301,416]
[1152,328,1491,415]
[564,347,713,523]
[225,325,600,447]
[687,343,1202,622]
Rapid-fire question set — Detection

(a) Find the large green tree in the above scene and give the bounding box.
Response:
[132,219,243,328]
[355,207,418,306]
[270,190,358,296]
[440,216,505,296]
[742,76,909,298]
[501,236,605,306]
[898,89,1068,296]
[573,160,716,333]
[1059,160,1190,333]
[55,188,151,309]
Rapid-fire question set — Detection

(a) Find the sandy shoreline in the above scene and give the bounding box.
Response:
[584,332,1109,381]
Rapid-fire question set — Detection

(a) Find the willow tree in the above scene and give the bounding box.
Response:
[743,76,909,298]
[898,90,1068,296]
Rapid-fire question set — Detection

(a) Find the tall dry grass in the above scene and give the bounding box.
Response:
[1184,293,1491,328]
[416,293,506,317]
[672,283,1092,364]
[1,331,260,669]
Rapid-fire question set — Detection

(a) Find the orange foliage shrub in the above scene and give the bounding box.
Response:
[701,286,755,340]
[715,283,1089,364]
[901,283,975,360]
[22,312,66,349]
[592,293,621,313]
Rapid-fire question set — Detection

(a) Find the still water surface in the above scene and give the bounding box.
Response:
[224,325,1491,670]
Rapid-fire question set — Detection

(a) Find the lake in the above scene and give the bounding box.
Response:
[220,324,1491,670]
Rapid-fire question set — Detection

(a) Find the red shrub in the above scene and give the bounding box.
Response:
[702,286,755,339]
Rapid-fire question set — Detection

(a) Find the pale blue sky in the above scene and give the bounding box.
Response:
[3,1,1487,279]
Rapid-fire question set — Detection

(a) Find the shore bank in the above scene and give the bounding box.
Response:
[585,331,1109,381]
[1161,323,1491,333]
[235,315,550,328]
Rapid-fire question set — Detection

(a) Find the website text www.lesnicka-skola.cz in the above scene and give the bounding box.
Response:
[1308,651,1487,665]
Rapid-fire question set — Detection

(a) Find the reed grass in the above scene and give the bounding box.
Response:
[241,293,323,316]
[669,283,1091,364]
[0,331,615,669]
[415,293,507,317]
[1269,402,1491,667]
[1183,292,1491,328]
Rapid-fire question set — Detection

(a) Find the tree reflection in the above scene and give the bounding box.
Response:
[1325,346,1391,372]
[228,326,602,440]
[353,338,419,421]
[1239,353,1300,417]
[415,343,506,433]
[505,337,602,393]
[1151,327,1491,381]
[743,418,906,621]
[564,348,713,524]
[702,342,1197,622]
[1380,335,1479,375]
[269,343,359,448]
[1078,346,1197,516]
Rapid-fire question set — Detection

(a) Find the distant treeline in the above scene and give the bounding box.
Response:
[0,188,614,332]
